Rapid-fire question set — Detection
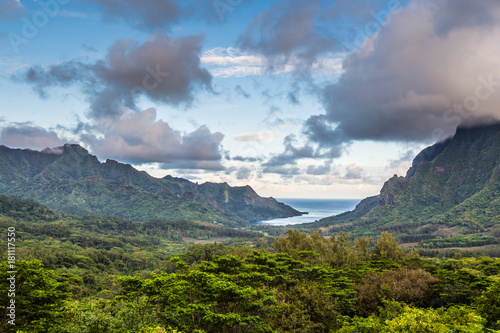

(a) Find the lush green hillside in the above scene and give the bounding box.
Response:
[308,124,500,245]
[0,144,301,226]
[0,194,262,271]
[2,198,500,332]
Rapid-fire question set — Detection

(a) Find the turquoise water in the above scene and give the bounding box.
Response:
[257,198,361,226]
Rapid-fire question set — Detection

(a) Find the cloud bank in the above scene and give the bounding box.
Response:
[0,124,64,150]
[15,33,212,119]
[303,0,500,149]
[81,108,225,170]
[10,33,220,170]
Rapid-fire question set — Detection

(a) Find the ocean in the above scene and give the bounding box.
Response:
[257,198,361,226]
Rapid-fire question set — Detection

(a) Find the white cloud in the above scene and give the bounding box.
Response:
[233,131,283,143]
[202,47,344,78]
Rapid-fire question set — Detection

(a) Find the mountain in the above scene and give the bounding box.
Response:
[0,144,301,226]
[309,123,500,244]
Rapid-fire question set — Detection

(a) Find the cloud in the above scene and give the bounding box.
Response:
[264,134,315,168]
[57,11,89,19]
[388,148,417,169]
[234,85,250,98]
[262,166,300,176]
[41,146,65,154]
[201,47,266,77]
[305,0,500,148]
[294,164,373,186]
[263,132,345,173]
[344,164,363,179]
[433,0,500,36]
[287,82,301,105]
[14,33,212,119]
[233,131,282,143]
[0,124,64,150]
[306,160,332,175]
[236,0,392,70]
[294,174,364,186]
[303,115,343,148]
[89,0,182,30]
[238,0,330,65]
[81,108,225,170]
[236,166,252,180]
[0,0,22,21]
[201,47,342,78]
[230,155,261,163]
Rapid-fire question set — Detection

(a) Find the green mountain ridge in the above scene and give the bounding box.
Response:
[310,123,500,242]
[0,144,301,226]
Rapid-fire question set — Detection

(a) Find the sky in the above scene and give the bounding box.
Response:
[0,0,499,199]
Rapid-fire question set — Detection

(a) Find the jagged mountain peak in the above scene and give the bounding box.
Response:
[315,123,500,239]
[0,143,301,225]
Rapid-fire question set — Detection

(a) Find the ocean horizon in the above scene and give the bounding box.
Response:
[257,198,361,226]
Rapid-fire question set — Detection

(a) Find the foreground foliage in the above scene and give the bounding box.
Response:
[1,229,500,332]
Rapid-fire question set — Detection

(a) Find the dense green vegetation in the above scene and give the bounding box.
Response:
[2,230,500,332]
[0,195,499,332]
[0,144,300,226]
[307,124,500,247]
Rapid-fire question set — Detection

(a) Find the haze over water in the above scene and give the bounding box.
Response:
[258,199,360,226]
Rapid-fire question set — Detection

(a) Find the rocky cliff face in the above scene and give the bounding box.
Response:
[405,139,452,178]
[316,123,500,236]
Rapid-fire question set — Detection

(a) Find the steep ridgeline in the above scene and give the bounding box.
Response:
[311,123,500,240]
[0,144,301,226]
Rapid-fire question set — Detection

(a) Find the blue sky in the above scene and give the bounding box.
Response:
[1,0,499,199]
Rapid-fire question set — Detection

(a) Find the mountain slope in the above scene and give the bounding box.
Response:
[0,144,301,226]
[311,123,500,240]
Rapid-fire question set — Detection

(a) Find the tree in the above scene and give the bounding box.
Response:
[372,232,405,262]
[474,279,500,329]
[0,260,70,332]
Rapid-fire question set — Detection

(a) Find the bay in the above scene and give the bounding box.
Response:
[257,198,361,226]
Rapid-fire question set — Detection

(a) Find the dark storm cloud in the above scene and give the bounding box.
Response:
[303,115,343,148]
[304,0,500,149]
[0,0,22,21]
[89,0,182,30]
[82,108,225,170]
[0,124,64,150]
[238,0,330,64]
[14,33,212,119]
[237,0,395,68]
[433,0,500,36]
